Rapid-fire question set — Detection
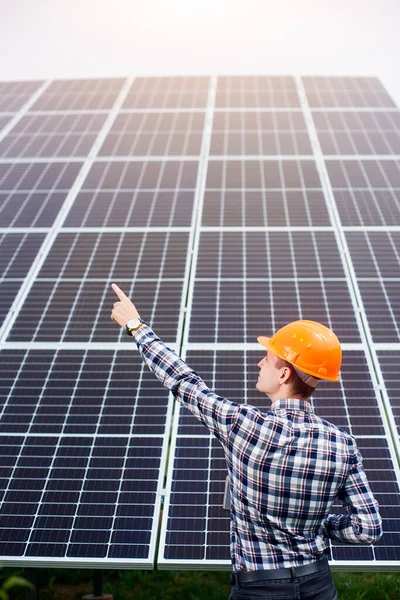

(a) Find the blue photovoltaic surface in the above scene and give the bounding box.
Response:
[0,161,83,227]
[0,348,170,563]
[0,75,399,570]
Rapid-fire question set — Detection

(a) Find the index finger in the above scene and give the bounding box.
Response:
[111,283,129,302]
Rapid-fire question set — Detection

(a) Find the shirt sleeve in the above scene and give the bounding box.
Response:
[324,447,383,545]
[133,325,240,443]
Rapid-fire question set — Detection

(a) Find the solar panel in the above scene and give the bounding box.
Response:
[0,81,45,112]
[29,79,126,112]
[99,112,206,156]
[210,111,312,155]
[8,231,190,343]
[326,159,400,226]
[303,76,397,109]
[344,230,400,343]
[377,351,400,443]
[203,158,330,226]
[312,111,400,155]
[0,233,46,329]
[0,74,399,573]
[215,76,300,108]
[0,162,83,227]
[0,233,46,278]
[189,230,360,343]
[0,347,172,565]
[64,159,198,227]
[122,77,210,109]
[0,113,107,158]
[0,282,24,332]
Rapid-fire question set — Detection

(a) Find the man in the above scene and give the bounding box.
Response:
[110,283,382,600]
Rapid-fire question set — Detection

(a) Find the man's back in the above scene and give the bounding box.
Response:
[226,398,380,571]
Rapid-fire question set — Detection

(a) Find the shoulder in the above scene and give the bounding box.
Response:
[314,414,358,453]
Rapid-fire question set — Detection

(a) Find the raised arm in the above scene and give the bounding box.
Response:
[110,283,240,443]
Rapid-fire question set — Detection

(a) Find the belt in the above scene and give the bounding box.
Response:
[230,558,328,585]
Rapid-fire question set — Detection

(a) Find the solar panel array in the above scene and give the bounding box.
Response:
[0,75,399,571]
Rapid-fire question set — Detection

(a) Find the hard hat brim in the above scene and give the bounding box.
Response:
[257,336,272,351]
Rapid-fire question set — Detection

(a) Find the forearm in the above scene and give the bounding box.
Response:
[133,325,239,441]
[133,325,194,390]
[324,504,382,545]
[324,451,383,546]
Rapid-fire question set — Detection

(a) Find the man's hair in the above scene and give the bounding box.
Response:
[275,356,315,400]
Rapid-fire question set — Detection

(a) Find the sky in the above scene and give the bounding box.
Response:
[1,0,400,106]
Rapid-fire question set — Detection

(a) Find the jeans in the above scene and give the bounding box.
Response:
[228,560,338,600]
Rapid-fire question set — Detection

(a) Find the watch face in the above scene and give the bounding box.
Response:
[127,318,141,329]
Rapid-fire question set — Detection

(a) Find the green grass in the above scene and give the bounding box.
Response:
[2,567,400,600]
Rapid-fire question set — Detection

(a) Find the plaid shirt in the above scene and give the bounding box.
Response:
[134,325,383,571]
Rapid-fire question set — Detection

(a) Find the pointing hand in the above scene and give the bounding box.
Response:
[110,283,141,328]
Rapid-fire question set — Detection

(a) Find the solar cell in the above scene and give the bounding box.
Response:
[122,77,210,110]
[0,81,44,112]
[162,436,230,562]
[65,190,195,227]
[205,159,323,189]
[326,159,400,188]
[203,159,329,226]
[160,348,400,567]
[75,159,198,189]
[0,233,46,278]
[215,76,300,108]
[99,111,205,156]
[0,113,107,158]
[0,161,82,227]
[7,231,189,343]
[312,111,400,155]
[202,189,330,226]
[29,79,126,111]
[377,351,400,442]
[8,279,184,343]
[345,231,400,342]
[210,111,312,155]
[0,348,171,435]
[302,76,397,109]
[64,160,198,227]
[326,159,400,226]
[36,231,189,279]
[0,281,22,330]
[0,233,45,329]
[189,231,359,343]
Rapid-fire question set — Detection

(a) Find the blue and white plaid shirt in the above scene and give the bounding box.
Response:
[134,325,383,572]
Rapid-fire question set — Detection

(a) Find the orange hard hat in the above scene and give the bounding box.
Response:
[257,320,342,383]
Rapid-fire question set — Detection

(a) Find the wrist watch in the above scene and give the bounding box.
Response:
[125,317,146,336]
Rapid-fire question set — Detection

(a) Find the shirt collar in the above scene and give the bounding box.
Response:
[270,398,314,414]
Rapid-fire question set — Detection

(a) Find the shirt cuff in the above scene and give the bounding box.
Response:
[132,323,155,343]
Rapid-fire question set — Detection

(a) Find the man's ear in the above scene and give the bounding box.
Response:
[279,366,292,385]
